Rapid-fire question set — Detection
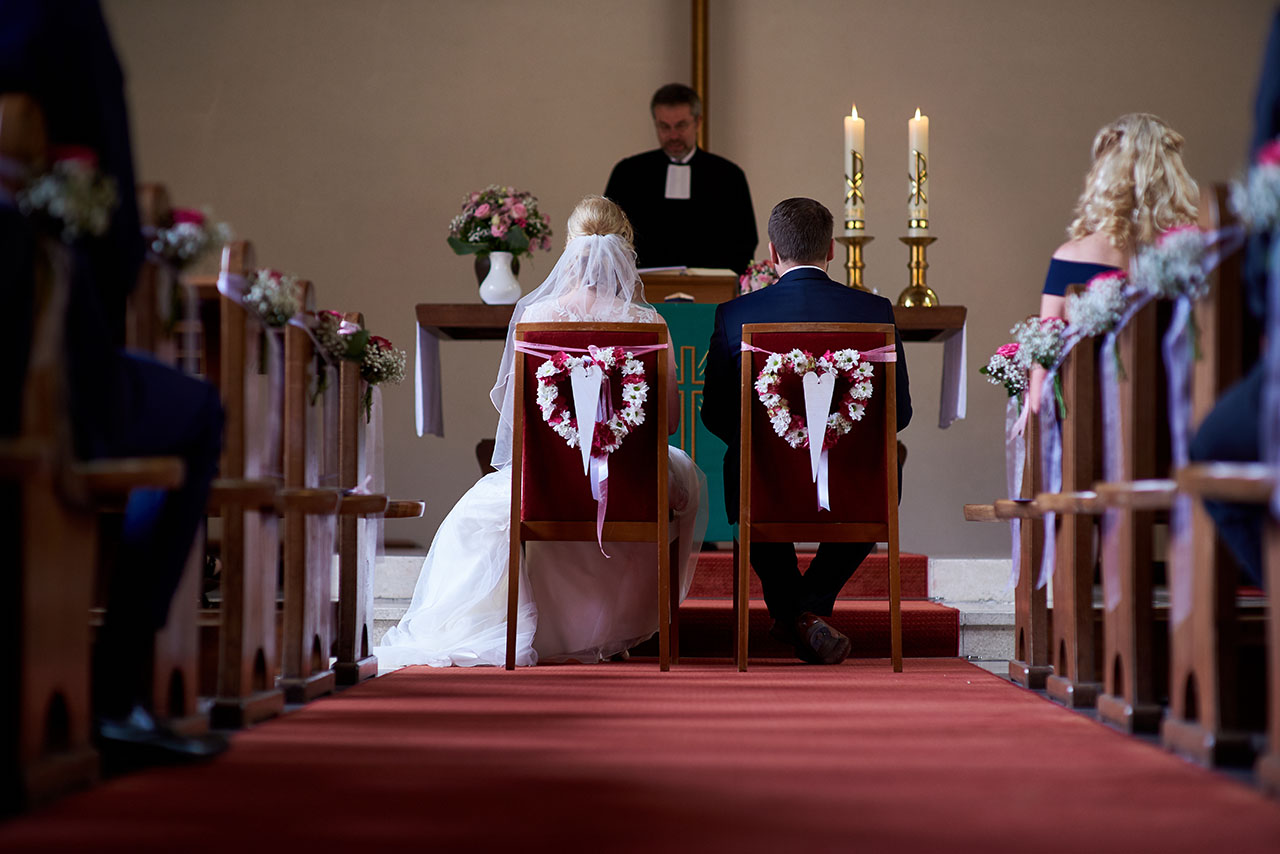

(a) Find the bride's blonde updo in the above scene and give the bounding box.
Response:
[566,194,634,249]
[1068,113,1198,251]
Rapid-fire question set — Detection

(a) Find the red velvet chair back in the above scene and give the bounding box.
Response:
[516,324,666,525]
[744,327,896,525]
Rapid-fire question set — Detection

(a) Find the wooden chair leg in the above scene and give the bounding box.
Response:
[1257,517,1280,796]
[657,521,671,673]
[736,533,750,672]
[669,537,680,664]
[505,534,520,671]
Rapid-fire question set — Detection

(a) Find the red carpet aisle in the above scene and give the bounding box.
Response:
[3,659,1280,852]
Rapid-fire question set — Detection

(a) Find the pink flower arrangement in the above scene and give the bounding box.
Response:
[995,342,1019,359]
[534,347,649,455]
[1257,138,1280,167]
[448,185,553,259]
[739,259,778,294]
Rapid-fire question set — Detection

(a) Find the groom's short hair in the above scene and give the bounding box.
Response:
[768,198,833,265]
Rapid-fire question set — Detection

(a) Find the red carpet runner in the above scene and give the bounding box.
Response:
[3,659,1279,852]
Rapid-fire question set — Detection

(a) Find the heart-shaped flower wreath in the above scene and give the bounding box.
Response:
[753,348,874,449]
[535,347,649,454]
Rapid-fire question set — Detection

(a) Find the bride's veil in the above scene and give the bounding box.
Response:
[488,233,660,470]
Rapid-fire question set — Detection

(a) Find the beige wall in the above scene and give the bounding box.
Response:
[103,0,1273,557]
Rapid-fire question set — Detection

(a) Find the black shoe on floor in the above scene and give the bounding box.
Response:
[791,612,852,665]
[97,706,228,775]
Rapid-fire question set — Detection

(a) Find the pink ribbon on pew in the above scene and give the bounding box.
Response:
[513,340,668,555]
[741,342,896,512]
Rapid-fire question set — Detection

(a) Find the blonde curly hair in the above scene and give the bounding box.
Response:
[566,194,634,249]
[1068,113,1198,251]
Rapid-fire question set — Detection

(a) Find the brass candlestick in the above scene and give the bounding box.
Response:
[897,235,939,307]
[835,233,874,291]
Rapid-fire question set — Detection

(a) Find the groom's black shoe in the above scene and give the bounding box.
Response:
[788,612,851,665]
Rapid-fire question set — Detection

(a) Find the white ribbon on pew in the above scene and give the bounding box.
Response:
[415,322,444,438]
[1004,396,1024,592]
[1267,240,1280,518]
[938,321,967,429]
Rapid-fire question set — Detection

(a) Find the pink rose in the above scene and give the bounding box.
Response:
[320,309,343,320]
[511,202,527,219]
[370,335,392,349]
[1257,139,1280,166]
[491,222,508,239]
[475,203,490,218]
[50,144,98,168]
[172,208,205,226]
[996,342,1020,358]
[1088,270,1126,288]
[1158,224,1200,244]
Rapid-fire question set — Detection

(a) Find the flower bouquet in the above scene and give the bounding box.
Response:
[1130,225,1210,301]
[149,208,232,270]
[243,268,301,328]
[309,309,369,403]
[739,259,778,294]
[1010,316,1067,416]
[447,185,553,259]
[17,145,118,242]
[979,342,1028,400]
[1230,138,1280,233]
[359,334,407,422]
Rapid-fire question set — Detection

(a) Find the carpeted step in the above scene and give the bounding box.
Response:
[687,549,929,599]
[631,599,958,659]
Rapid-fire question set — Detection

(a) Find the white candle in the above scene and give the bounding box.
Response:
[843,103,865,230]
[908,107,929,233]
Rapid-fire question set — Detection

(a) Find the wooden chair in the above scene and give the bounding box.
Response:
[737,323,902,673]
[1162,184,1261,766]
[208,241,284,728]
[332,315,421,686]
[1036,295,1104,707]
[2,92,184,808]
[506,322,676,671]
[278,280,343,703]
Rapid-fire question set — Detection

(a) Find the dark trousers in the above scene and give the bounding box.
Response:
[749,456,904,623]
[93,352,223,715]
[1189,359,1264,588]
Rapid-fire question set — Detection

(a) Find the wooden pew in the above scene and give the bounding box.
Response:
[332,314,422,685]
[127,183,177,364]
[1176,465,1277,794]
[278,281,342,703]
[1037,303,1104,709]
[993,410,1052,688]
[1092,300,1170,733]
[2,92,186,809]
[1161,184,1260,766]
[208,241,284,728]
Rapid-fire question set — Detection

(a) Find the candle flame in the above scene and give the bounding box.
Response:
[914,107,922,119]
[851,103,858,119]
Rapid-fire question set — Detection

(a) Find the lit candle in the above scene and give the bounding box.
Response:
[843,103,865,231]
[908,107,929,234]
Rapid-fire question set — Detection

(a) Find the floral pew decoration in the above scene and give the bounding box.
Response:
[15,144,118,241]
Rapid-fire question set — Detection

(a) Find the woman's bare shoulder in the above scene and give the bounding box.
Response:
[1051,232,1125,267]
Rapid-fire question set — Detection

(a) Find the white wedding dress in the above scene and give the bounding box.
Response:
[376,235,708,668]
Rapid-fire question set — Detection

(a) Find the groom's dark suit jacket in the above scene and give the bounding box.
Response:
[700,267,912,523]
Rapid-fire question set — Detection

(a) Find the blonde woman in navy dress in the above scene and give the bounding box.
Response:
[1029,113,1199,410]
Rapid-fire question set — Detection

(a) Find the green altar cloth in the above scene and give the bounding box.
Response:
[655,303,732,542]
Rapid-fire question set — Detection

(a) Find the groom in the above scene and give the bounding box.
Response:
[701,197,912,665]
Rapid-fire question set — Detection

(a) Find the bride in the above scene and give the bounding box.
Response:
[377,195,708,668]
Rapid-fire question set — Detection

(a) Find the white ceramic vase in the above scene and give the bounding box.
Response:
[478,251,522,304]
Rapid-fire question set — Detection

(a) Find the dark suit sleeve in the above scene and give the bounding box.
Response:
[700,302,738,443]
